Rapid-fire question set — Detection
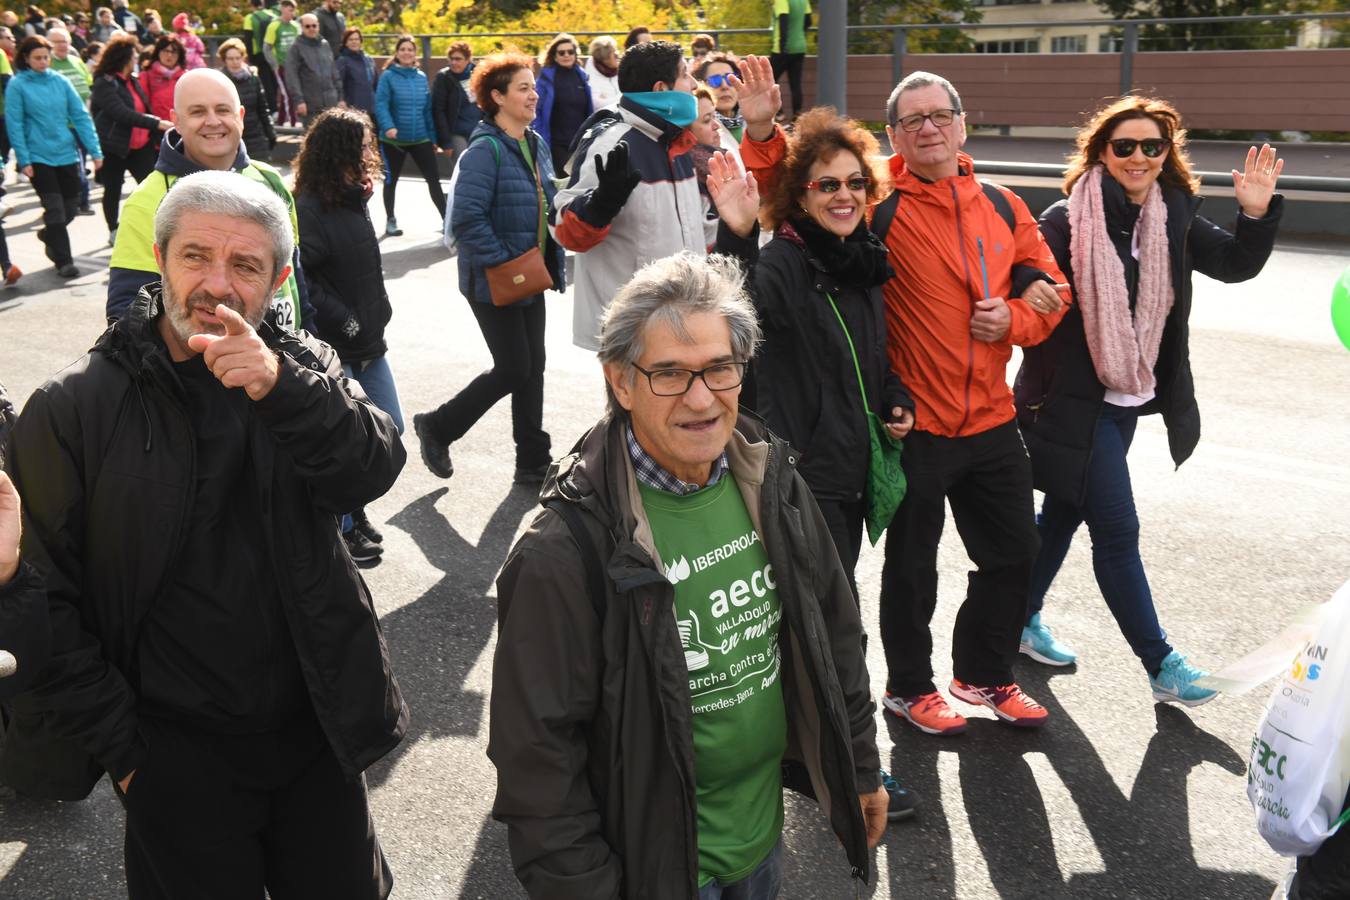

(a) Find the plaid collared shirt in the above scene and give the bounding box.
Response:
[626,425,729,496]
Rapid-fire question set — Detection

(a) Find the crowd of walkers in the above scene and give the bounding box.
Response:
[0,12,1328,900]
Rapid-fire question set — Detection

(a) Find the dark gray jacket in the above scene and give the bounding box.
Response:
[285,34,341,112]
[489,412,880,899]
[312,4,346,56]
[0,286,408,800]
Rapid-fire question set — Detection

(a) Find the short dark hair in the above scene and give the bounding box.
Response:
[618,40,682,93]
[622,26,650,49]
[152,32,183,66]
[14,34,49,69]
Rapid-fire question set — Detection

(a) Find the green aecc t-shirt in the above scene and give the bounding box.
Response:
[637,474,787,888]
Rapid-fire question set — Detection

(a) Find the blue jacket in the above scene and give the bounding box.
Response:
[336,48,377,115]
[374,63,433,144]
[452,120,564,306]
[532,63,592,149]
[5,68,102,167]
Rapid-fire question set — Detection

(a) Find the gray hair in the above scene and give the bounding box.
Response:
[886,71,963,126]
[597,253,761,413]
[154,170,294,281]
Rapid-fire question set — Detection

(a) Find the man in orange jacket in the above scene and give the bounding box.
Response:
[741,71,1071,736]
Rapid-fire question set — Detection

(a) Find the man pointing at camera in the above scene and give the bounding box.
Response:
[2,170,407,900]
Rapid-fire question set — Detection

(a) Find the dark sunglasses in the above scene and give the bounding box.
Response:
[1109,138,1169,158]
[706,73,733,88]
[802,175,870,194]
[555,47,576,57]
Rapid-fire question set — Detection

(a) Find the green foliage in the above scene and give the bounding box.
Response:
[1095,0,1321,51]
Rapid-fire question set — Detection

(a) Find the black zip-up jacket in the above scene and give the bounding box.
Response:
[0,285,409,800]
[1014,176,1282,506]
[489,412,881,899]
[297,182,391,363]
[89,72,160,159]
[748,217,912,503]
[430,64,480,146]
[227,66,277,160]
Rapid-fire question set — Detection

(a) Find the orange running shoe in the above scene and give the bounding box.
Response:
[4,263,21,286]
[949,679,1049,728]
[883,690,968,736]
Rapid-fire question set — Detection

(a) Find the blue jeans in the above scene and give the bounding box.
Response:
[1027,403,1172,674]
[697,840,783,900]
[341,356,404,534]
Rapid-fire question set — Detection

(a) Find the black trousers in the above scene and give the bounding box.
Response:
[29,163,80,266]
[769,52,805,119]
[815,496,865,606]
[878,420,1040,696]
[99,143,157,231]
[380,140,446,220]
[426,297,551,469]
[252,54,278,112]
[120,712,392,900]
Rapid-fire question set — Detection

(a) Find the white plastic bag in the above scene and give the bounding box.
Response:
[1249,579,1350,856]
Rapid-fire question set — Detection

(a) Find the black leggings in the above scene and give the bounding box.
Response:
[29,163,81,266]
[100,144,157,231]
[770,52,805,119]
[380,140,446,221]
[425,297,550,470]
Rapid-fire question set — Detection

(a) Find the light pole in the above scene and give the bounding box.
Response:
[816,0,847,113]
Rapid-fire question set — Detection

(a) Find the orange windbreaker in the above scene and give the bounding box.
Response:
[881,152,1070,437]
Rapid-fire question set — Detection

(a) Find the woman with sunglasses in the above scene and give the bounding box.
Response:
[710,107,919,823]
[694,52,744,143]
[532,33,591,174]
[1014,95,1283,706]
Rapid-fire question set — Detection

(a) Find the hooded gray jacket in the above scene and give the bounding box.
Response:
[285,34,340,112]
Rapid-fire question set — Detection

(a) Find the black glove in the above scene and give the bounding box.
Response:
[587,140,643,225]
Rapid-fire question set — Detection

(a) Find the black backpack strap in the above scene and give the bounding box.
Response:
[979,180,1017,237]
[870,189,900,243]
[543,498,607,622]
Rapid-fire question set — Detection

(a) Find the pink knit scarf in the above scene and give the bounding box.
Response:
[1068,166,1174,397]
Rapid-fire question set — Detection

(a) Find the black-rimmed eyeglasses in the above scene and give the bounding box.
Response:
[895,108,959,132]
[632,361,747,396]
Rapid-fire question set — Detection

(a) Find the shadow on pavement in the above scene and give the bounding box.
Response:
[379,240,452,282]
[365,484,537,791]
[882,668,1276,899]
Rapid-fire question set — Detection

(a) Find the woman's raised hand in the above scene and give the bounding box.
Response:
[706,151,760,239]
[1232,143,1283,219]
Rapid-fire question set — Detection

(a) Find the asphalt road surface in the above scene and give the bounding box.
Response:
[2,167,1348,899]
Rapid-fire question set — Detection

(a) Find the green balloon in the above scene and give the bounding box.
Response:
[1335,266,1350,352]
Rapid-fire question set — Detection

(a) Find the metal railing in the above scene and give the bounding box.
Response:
[205,11,1350,84]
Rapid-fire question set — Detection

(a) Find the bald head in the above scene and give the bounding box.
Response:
[172,69,245,171]
[298,13,317,26]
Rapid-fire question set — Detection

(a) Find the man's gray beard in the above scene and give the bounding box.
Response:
[160,278,262,347]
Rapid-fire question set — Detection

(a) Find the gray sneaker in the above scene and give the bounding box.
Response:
[385,217,403,237]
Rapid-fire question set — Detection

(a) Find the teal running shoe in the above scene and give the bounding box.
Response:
[1019,613,1077,667]
[1149,651,1218,707]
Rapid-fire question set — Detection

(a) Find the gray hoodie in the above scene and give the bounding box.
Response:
[285,34,340,115]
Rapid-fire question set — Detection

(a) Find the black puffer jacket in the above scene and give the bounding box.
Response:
[1291,785,1350,898]
[748,216,911,503]
[296,182,391,363]
[227,66,277,160]
[0,380,49,702]
[490,412,881,899]
[0,285,408,800]
[1014,175,1282,505]
[89,72,160,159]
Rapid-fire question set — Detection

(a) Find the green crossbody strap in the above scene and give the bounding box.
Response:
[823,292,873,418]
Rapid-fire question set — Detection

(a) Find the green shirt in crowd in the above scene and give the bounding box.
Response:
[50,53,92,103]
[0,50,12,116]
[772,0,810,55]
[516,136,546,250]
[265,18,300,64]
[637,474,787,888]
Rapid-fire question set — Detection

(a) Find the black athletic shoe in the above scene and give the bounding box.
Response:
[344,529,383,568]
[880,768,918,822]
[413,413,453,479]
[57,263,80,278]
[351,507,383,544]
[513,463,550,486]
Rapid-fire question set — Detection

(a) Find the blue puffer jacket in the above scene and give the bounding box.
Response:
[451,119,564,306]
[5,67,102,167]
[532,63,592,149]
[374,63,433,144]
